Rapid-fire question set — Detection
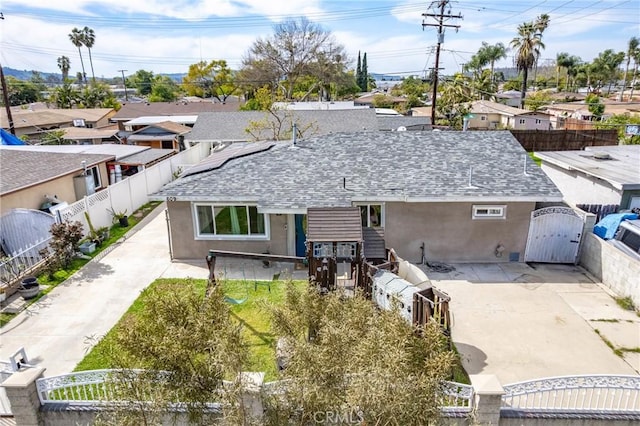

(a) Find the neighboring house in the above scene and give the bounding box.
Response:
[126,121,192,150]
[272,101,369,111]
[152,131,562,263]
[544,101,640,129]
[466,100,551,130]
[122,116,199,131]
[536,145,640,210]
[377,116,432,131]
[110,101,241,131]
[0,108,116,140]
[355,92,408,108]
[185,109,380,145]
[1,143,176,191]
[494,90,522,108]
[0,149,114,214]
[62,125,122,145]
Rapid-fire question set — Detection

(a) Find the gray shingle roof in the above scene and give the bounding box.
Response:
[186,109,379,142]
[152,131,562,210]
[0,150,114,195]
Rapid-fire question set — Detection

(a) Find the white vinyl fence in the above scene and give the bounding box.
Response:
[0,143,211,287]
[56,143,210,234]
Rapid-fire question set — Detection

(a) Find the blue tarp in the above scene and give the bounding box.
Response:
[0,128,25,145]
[593,213,639,240]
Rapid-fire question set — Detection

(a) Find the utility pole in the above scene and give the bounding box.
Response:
[422,1,462,127]
[118,69,128,101]
[0,14,15,135]
[0,63,15,135]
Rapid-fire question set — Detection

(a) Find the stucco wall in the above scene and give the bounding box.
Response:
[580,232,640,308]
[541,162,622,206]
[384,202,535,263]
[0,164,110,214]
[167,201,288,259]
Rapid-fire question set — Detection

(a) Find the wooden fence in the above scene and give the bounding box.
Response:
[510,129,618,151]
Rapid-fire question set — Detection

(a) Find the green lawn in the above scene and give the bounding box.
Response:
[75,277,307,381]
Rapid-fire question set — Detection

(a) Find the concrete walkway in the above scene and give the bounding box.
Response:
[0,206,305,378]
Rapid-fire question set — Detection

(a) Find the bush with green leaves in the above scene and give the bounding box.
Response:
[39,221,84,278]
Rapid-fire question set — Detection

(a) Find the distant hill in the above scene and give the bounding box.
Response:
[2,67,61,81]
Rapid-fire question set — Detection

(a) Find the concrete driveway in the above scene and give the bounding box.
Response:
[426,263,639,385]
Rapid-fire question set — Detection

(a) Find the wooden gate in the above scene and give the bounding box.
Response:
[524,207,585,263]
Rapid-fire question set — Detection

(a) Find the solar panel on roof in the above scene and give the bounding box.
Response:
[182,142,276,177]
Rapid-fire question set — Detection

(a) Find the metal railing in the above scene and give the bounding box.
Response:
[501,375,640,417]
[440,381,474,414]
[0,237,51,287]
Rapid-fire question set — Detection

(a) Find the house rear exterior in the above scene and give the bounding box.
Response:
[152,131,562,263]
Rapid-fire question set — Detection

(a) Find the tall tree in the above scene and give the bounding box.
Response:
[510,20,545,108]
[356,51,362,89]
[182,60,237,102]
[81,26,96,82]
[240,17,349,100]
[620,36,639,101]
[478,42,507,89]
[589,49,625,94]
[69,27,87,84]
[57,56,70,81]
[629,45,640,101]
[531,14,550,85]
[360,52,368,91]
[127,69,155,96]
[555,52,570,89]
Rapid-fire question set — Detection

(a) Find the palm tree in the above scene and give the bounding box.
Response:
[629,47,640,101]
[81,26,96,83]
[69,28,87,84]
[620,36,639,101]
[478,42,508,88]
[510,21,545,108]
[555,52,569,89]
[532,14,550,87]
[57,56,70,81]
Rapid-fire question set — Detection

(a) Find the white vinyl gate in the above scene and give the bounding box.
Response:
[524,207,585,263]
[0,364,12,416]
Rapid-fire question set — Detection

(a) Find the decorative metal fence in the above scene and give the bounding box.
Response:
[501,375,640,418]
[440,381,474,415]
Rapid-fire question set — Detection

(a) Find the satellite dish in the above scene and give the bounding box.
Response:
[396,126,407,132]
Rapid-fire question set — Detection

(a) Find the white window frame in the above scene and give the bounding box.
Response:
[480,115,487,121]
[88,165,101,189]
[313,242,334,258]
[354,203,385,228]
[535,119,542,124]
[519,118,526,125]
[472,205,507,220]
[193,203,270,240]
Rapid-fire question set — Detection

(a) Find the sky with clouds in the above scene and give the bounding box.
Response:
[1,0,638,80]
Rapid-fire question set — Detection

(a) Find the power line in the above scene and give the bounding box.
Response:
[422,0,462,126]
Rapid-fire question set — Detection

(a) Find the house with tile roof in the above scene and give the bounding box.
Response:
[151,131,563,263]
[466,100,552,130]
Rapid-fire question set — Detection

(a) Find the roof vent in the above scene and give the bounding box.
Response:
[593,152,611,160]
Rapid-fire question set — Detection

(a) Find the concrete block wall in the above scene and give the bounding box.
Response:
[580,233,640,308]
